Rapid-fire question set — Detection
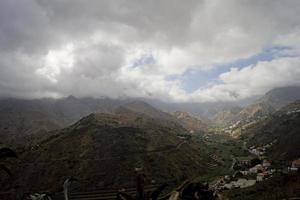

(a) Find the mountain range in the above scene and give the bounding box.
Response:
[0,96,212,148]
[1,86,300,199]
[1,85,300,150]
[0,96,123,147]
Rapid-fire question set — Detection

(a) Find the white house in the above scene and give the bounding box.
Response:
[256,173,264,182]
[292,159,300,169]
[262,160,271,168]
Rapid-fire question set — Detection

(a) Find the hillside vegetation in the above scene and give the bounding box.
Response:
[242,100,300,162]
[1,109,211,194]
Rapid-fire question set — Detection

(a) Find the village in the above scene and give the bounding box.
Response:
[210,139,300,191]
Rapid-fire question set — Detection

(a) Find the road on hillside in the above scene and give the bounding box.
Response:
[230,155,237,170]
[21,139,190,166]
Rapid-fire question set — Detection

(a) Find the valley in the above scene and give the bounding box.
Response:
[0,86,300,200]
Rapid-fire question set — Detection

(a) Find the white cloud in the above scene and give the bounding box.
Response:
[190,57,300,102]
[0,0,300,102]
[36,43,75,83]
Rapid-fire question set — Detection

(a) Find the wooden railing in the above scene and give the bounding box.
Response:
[51,185,160,200]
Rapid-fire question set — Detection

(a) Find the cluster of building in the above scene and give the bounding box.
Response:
[286,109,300,115]
[228,120,241,130]
[288,158,300,172]
[223,121,241,137]
[211,175,256,190]
[212,156,300,191]
[249,140,277,158]
[240,159,275,182]
[212,160,274,191]
[211,135,300,193]
[222,178,256,189]
[223,119,260,138]
[245,142,278,181]
[213,142,277,190]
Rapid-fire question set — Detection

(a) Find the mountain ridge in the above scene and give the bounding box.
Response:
[213,86,300,125]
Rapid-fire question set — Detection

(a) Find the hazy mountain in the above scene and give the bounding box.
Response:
[121,100,174,121]
[1,86,299,147]
[213,86,300,125]
[240,86,300,119]
[2,110,210,193]
[0,97,125,147]
[0,97,212,148]
[172,111,209,133]
[212,107,243,125]
[238,102,275,120]
[148,100,245,119]
[258,86,300,109]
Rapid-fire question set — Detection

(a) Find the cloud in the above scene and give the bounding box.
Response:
[191,57,300,102]
[0,0,300,102]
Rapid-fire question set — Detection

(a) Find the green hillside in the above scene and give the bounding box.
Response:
[1,110,212,194]
[242,100,300,162]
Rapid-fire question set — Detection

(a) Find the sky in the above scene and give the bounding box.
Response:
[0,0,300,103]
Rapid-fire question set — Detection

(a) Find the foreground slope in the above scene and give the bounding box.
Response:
[2,110,210,194]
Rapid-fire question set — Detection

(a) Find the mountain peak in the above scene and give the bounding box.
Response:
[65,95,78,100]
[259,86,300,109]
